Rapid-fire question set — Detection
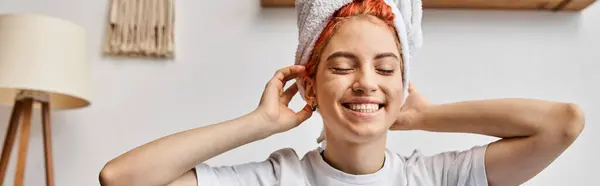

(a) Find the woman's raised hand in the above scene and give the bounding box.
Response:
[390,83,432,130]
[253,65,314,134]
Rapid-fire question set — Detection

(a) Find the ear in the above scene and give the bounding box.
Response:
[302,76,317,104]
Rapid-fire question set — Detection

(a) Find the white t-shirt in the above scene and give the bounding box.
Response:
[195,145,488,186]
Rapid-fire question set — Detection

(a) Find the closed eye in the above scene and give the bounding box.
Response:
[378,69,394,73]
[376,69,395,75]
[331,67,353,73]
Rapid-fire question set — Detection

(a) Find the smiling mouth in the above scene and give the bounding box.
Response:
[342,103,385,113]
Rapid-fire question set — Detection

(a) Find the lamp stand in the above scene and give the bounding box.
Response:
[0,90,54,186]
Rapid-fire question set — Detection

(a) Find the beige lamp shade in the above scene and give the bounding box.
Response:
[0,14,91,110]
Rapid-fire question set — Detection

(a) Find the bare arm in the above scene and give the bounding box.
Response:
[411,98,585,186]
[99,65,313,186]
[99,112,275,186]
[165,170,198,186]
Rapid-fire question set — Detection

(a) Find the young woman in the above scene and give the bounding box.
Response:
[98,0,585,185]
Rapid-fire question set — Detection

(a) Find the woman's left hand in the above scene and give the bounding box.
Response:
[390,83,432,130]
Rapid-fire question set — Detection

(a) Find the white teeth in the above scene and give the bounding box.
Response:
[346,104,380,113]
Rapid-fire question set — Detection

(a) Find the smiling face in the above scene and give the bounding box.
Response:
[303,15,405,144]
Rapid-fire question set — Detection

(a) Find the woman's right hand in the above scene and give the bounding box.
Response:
[253,65,314,134]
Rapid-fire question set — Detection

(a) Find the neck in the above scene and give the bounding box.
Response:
[321,132,387,175]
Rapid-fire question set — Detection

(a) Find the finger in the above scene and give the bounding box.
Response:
[267,65,306,94]
[389,123,405,130]
[281,83,299,105]
[316,131,325,143]
[294,104,314,125]
[407,81,415,93]
[396,110,416,129]
[273,65,306,84]
[263,66,306,103]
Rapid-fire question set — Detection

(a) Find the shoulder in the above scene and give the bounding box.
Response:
[267,147,322,169]
[267,147,302,161]
[194,147,309,185]
[264,147,306,172]
[387,145,489,186]
[398,144,488,165]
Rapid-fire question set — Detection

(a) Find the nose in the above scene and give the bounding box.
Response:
[352,70,378,95]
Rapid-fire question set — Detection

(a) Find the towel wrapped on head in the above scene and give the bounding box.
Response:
[293,0,424,147]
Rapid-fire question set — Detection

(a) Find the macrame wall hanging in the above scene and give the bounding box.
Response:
[104,0,175,59]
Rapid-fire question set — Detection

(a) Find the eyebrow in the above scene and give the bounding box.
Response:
[375,52,399,60]
[326,51,357,61]
[325,51,399,62]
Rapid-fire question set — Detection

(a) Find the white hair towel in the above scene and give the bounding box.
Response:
[293,0,424,148]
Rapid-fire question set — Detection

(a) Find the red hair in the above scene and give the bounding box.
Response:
[305,0,403,78]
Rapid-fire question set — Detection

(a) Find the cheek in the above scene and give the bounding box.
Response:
[383,83,405,105]
[316,82,342,108]
[316,74,351,99]
[388,76,405,98]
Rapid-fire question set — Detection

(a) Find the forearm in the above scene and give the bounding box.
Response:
[412,98,580,138]
[100,111,274,186]
[417,98,586,186]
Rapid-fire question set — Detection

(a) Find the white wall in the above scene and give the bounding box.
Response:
[0,0,598,185]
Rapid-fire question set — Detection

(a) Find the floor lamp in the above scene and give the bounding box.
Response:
[0,14,91,186]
